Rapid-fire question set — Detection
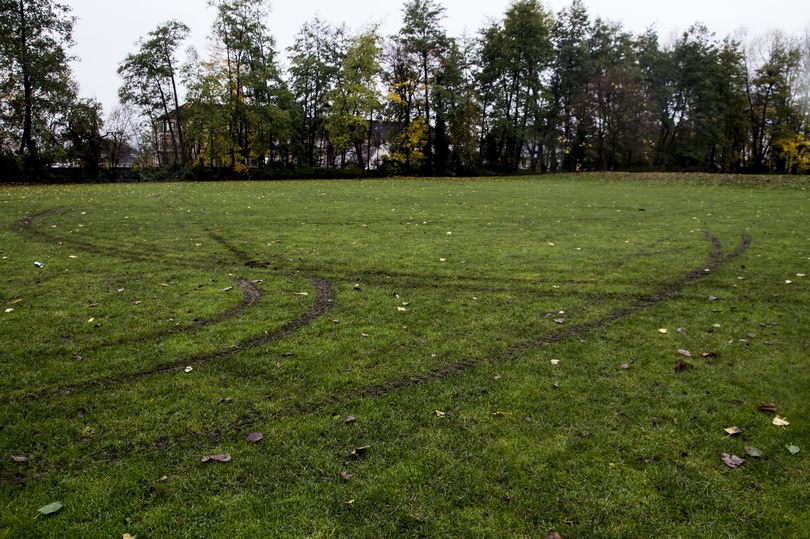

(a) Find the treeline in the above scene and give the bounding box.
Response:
[2,0,810,181]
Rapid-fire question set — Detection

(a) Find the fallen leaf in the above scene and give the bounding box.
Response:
[701,352,718,358]
[708,295,719,301]
[435,410,446,418]
[201,453,231,463]
[69,255,78,259]
[677,349,692,357]
[344,415,357,424]
[346,499,355,507]
[72,354,83,361]
[677,327,688,335]
[550,359,561,366]
[758,403,778,414]
[4,308,13,313]
[492,411,511,417]
[353,283,361,290]
[340,472,353,481]
[37,501,63,516]
[222,287,233,292]
[786,445,800,455]
[745,446,763,458]
[658,328,668,334]
[158,475,168,482]
[11,298,23,304]
[397,307,408,312]
[34,262,44,269]
[674,360,691,373]
[439,258,447,262]
[547,533,562,539]
[773,416,790,427]
[552,381,561,388]
[724,426,742,436]
[87,318,95,323]
[184,366,193,373]
[246,432,264,443]
[785,280,793,285]
[721,453,745,468]
[797,273,806,278]
[123,534,135,539]
[554,318,566,324]
[11,454,31,463]
[360,333,369,338]
[350,446,371,458]
[293,292,309,296]
[619,363,630,370]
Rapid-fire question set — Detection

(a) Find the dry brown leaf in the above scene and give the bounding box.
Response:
[758,403,778,414]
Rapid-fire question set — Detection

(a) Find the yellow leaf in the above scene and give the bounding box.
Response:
[773,416,790,427]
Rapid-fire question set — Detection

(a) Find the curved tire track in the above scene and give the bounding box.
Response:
[8,210,336,402]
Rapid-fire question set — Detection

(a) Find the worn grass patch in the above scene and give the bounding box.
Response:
[1,174,808,538]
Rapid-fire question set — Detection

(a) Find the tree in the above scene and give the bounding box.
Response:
[325,29,382,169]
[478,0,553,171]
[118,20,190,166]
[63,98,104,176]
[399,0,449,171]
[207,0,286,171]
[0,0,76,167]
[288,18,346,167]
[744,33,803,171]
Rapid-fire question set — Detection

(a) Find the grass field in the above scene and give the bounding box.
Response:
[1,174,809,538]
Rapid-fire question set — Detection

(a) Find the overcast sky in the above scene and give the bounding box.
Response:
[66,0,810,114]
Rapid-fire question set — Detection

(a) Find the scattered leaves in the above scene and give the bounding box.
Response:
[677,349,692,357]
[701,351,718,358]
[745,446,763,458]
[4,308,13,313]
[554,318,566,324]
[658,328,668,334]
[435,410,446,418]
[360,333,369,338]
[37,502,63,516]
[773,416,790,427]
[786,445,800,455]
[344,415,357,424]
[550,359,561,366]
[246,432,264,443]
[724,426,742,436]
[184,366,193,373]
[721,453,745,468]
[397,307,408,312]
[201,454,231,463]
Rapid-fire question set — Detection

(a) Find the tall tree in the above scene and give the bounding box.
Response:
[208,0,286,171]
[399,0,449,172]
[478,0,553,171]
[288,18,347,167]
[325,29,382,169]
[118,20,190,166]
[0,0,76,166]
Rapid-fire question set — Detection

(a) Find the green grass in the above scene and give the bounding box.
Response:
[0,174,808,538]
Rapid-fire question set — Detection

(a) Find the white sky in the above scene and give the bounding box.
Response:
[66,0,810,114]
